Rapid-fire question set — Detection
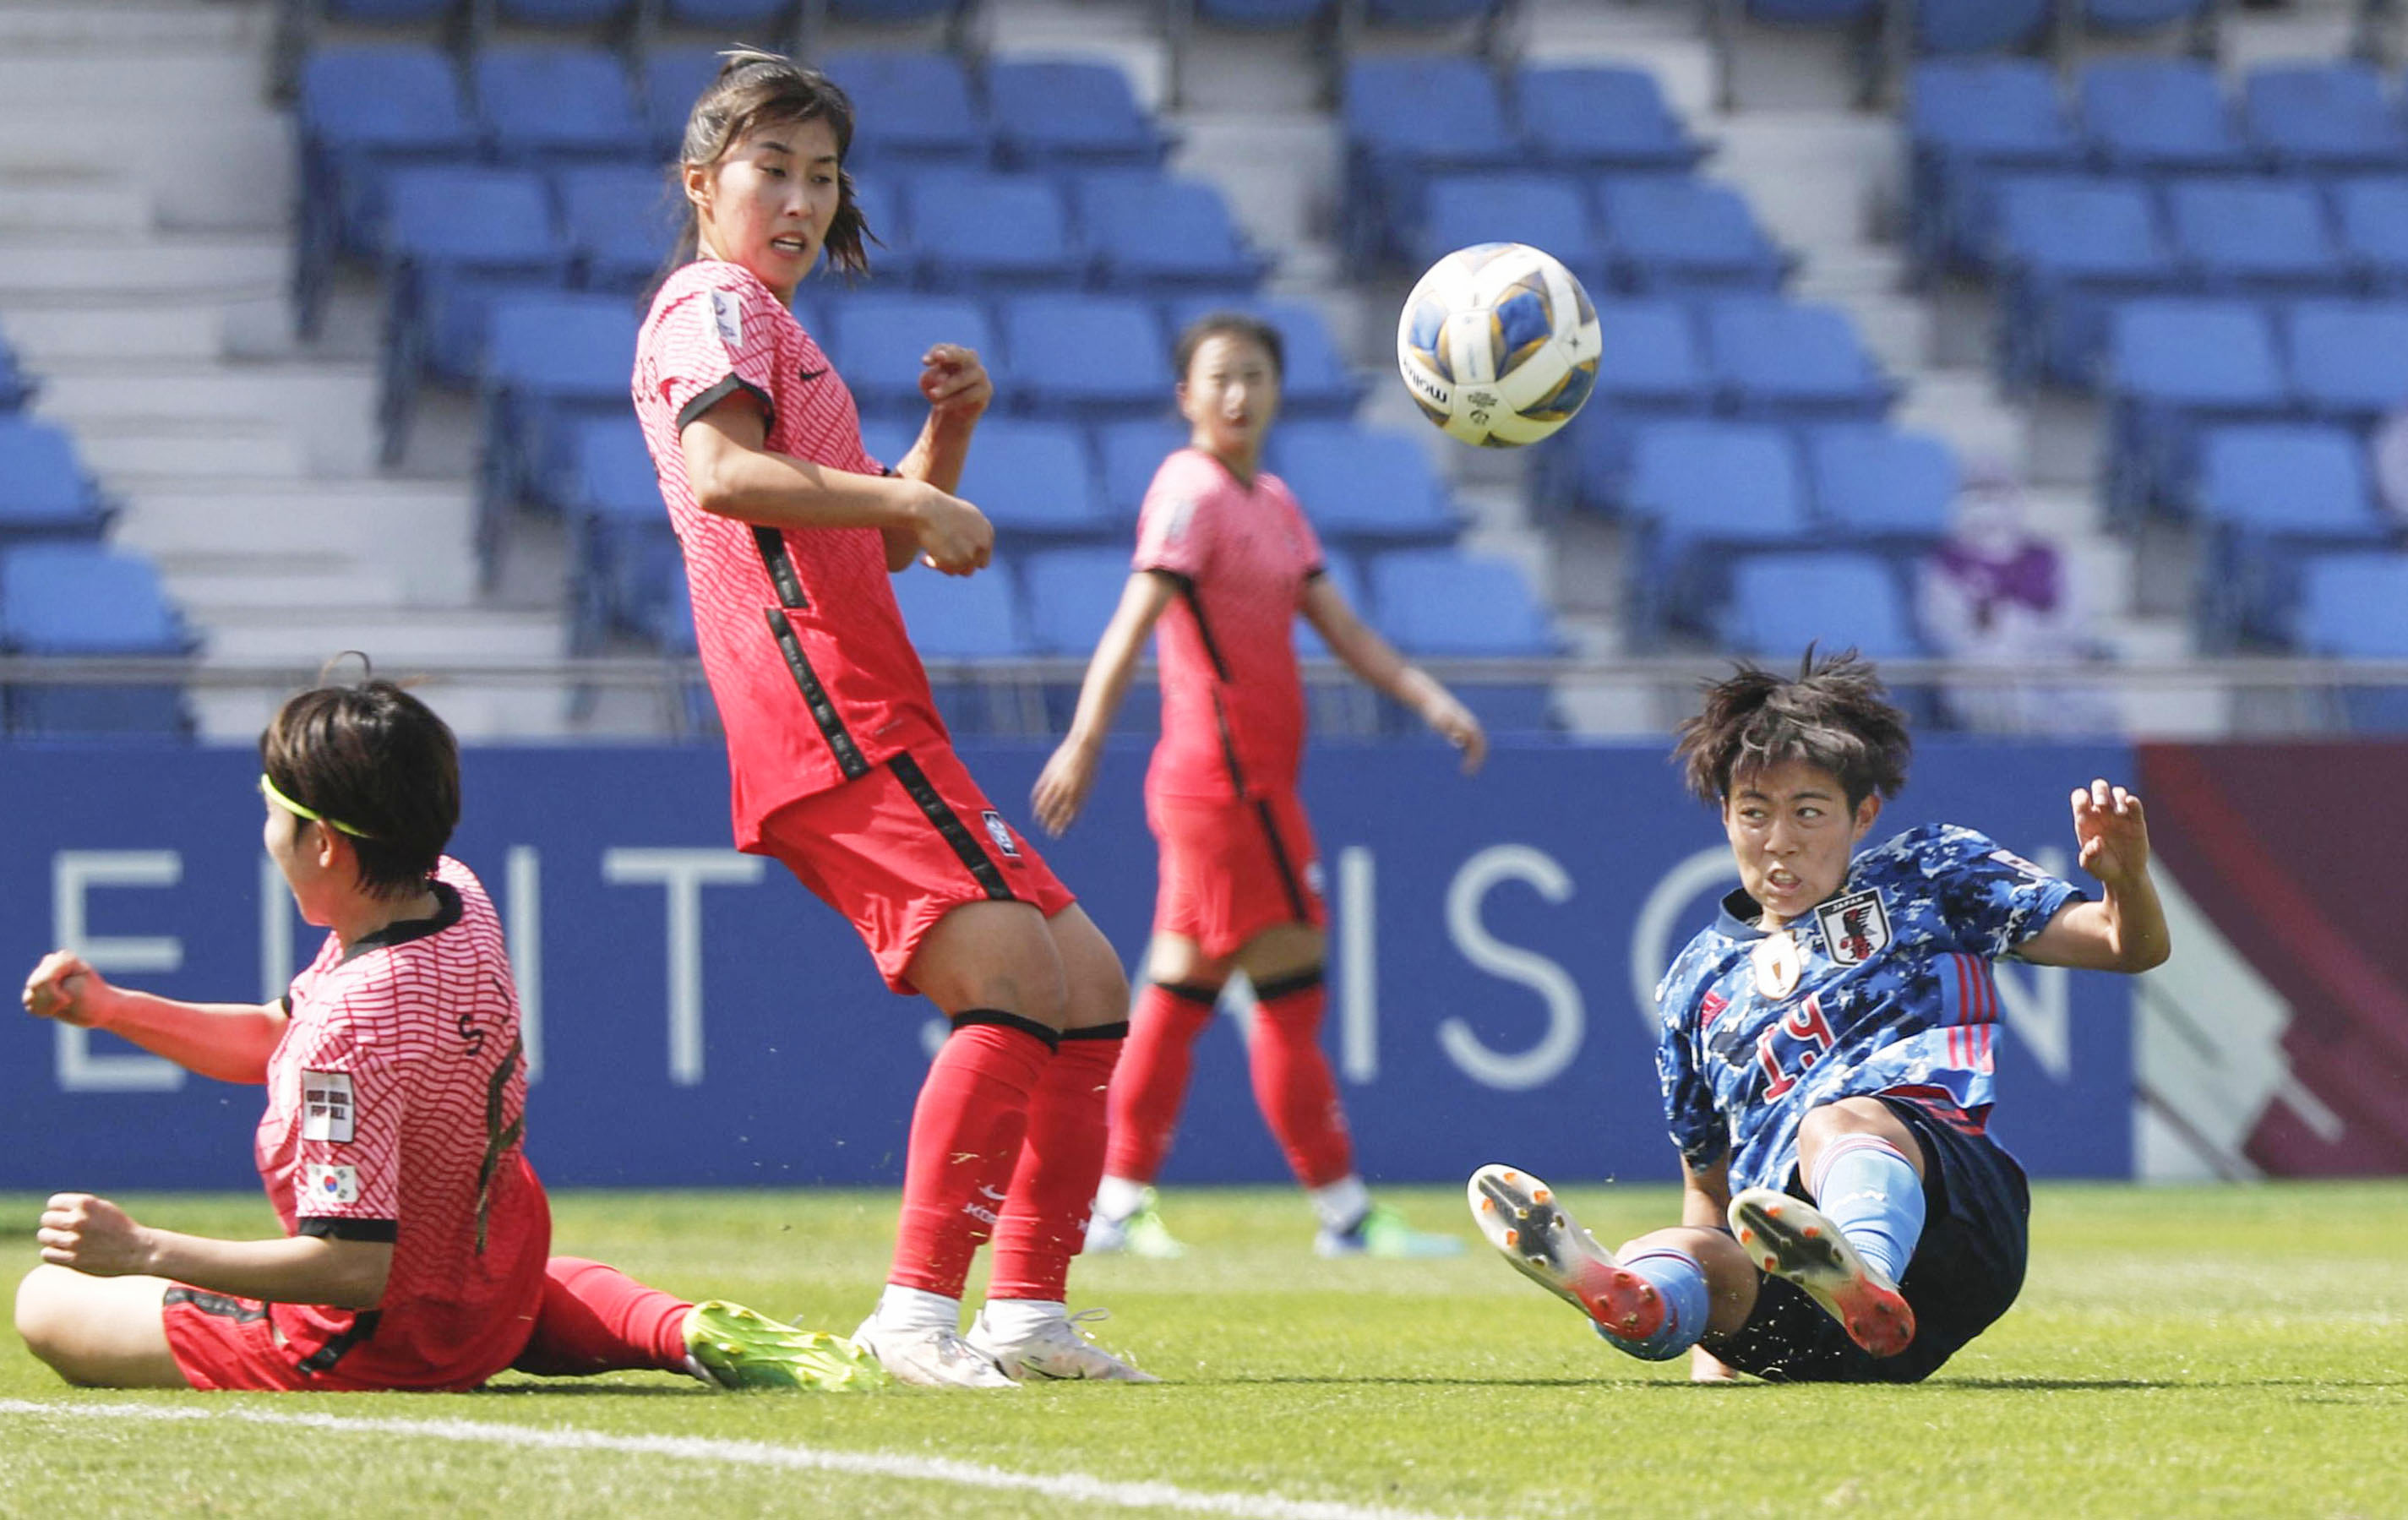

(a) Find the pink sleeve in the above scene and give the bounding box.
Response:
[1134,460,1213,578]
[283,1013,404,1234]
[648,274,790,436]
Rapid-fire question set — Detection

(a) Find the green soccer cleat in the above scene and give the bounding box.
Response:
[1086,1188,1189,1259]
[1316,1202,1466,1259]
[683,1300,888,1392]
[1729,1187,1916,1359]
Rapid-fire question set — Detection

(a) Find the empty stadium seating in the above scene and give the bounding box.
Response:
[0,544,193,738]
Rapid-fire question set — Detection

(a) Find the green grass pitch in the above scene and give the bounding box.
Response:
[3,1181,2402,1517]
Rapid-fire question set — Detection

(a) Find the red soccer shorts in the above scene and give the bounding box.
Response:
[755,744,1076,993]
[161,1288,504,1392]
[1147,787,1327,960]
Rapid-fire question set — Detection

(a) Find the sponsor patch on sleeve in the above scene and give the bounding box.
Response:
[302,1163,360,1207]
[1988,847,2051,880]
[709,288,744,351]
[301,1070,354,1144]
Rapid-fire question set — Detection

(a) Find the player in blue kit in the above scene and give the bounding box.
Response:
[1469,651,2169,1382]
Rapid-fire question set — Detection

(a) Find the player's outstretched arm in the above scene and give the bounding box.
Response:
[21,951,287,1084]
[38,1192,390,1309]
[2019,778,2171,973]
[885,342,994,571]
[1032,571,1176,836]
[679,392,993,575]
[1299,576,1486,773]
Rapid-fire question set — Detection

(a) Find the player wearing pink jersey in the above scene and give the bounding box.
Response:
[633,51,1145,1387]
[14,679,875,1393]
[1031,313,1485,1257]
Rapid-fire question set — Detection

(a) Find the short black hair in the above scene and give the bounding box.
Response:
[1672,647,1912,810]
[261,678,460,897]
[1174,311,1283,384]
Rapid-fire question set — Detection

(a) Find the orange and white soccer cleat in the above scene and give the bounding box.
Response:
[1728,1187,1916,1358]
[1466,1163,1666,1343]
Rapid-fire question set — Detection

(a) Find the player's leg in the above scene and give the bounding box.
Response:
[1728,1097,1926,1358]
[512,1256,878,1392]
[13,1266,191,1388]
[1087,930,1228,1257]
[972,905,1156,1382]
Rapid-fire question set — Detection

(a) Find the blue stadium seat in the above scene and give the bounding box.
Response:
[1079,174,1270,292]
[2329,177,2408,292]
[1992,175,2177,389]
[477,293,641,558]
[2193,424,2392,646]
[1534,298,1712,515]
[1364,0,1501,21]
[662,0,793,30]
[2242,63,2408,176]
[1702,297,1895,422]
[1806,425,1959,546]
[473,48,648,167]
[0,544,191,737]
[1595,177,1790,294]
[893,557,1031,656]
[2104,298,2291,520]
[825,294,1000,417]
[1022,544,1137,654]
[1096,417,1191,522]
[0,339,31,411]
[2078,59,2253,177]
[498,0,634,27]
[1368,548,1558,655]
[1717,551,1926,661]
[293,46,481,332]
[2284,298,2408,422]
[988,59,1169,171]
[2166,179,2352,295]
[1000,294,1171,417]
[2292,551,2408,731]
[1906,57,2083,276]
[1196,0,1329,22]
[1513,65,1706,176]
[953,419,1111,540]
[1415,175,1605,294]
[641,47,724,160]
[1625,420,1811,639]
[906,170,1082,290]
[1341,57,1520,264]
[1163,296,1364,417]
[2084,0,2210,31]
[556,166,678,295]
[823,51,989,168]
[1269,422,1457,544]
[323,0,455,20]
[1916,0,2052,52]
[377,166,569,465]
[564,417,677,653]
[0,418,110,544]
[1746,0,1876,20]
[841,175,919,288]
[829,0,969,23]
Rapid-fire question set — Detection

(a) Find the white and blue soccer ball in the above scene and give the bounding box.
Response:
[1396,242,1600,449]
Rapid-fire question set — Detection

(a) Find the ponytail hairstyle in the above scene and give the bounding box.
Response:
[1672,646,1913,812]
[665,48,874,282]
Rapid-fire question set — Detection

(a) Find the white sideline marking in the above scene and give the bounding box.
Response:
[0,1398,1456,1519]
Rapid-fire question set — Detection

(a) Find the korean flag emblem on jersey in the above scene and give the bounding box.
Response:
[1814,889,1893,967]
[709,288,744,351]
[304,1163,360,1206]
[981,809,1021,859]
[301,1070,354,1144]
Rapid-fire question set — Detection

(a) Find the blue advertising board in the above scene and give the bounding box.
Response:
[0,738,2133,1193]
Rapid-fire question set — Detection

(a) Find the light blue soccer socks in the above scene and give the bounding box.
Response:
[1808,1136,1926,1286]
[1600,1248,1711,1362]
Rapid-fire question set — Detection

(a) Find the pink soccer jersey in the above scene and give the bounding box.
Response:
[1134,447,1325,801]
[633,259,946,848]
[257,856,550,1389]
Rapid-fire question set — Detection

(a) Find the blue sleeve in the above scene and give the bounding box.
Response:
[1917,825,2085,959]
[1654,951,1728,1171]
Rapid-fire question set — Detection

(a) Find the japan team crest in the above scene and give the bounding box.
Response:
[1814,889,1893,966]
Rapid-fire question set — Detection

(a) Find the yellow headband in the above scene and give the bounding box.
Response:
[259,773,376,840]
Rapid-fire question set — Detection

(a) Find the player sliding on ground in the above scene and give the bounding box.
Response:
[1471,650,2170,1382]
[13,678,875,1394]
[1031,312,1482,1260]
[635,52,1146,1387]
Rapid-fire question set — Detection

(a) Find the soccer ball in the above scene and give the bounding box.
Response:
[1396,242,1600,448]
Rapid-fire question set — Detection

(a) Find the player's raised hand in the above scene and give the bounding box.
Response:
[37,1192,154,1277]
[22,951,108,1028]
[908,483,994,576]
[1031,738,1101,836]
[919,343,992,425]
[2071,777,2150,887]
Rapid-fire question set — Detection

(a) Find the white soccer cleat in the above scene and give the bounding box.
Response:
[967,1306,1159,1383]
[849,1316,1020,1391]
[1728,1187,1916,1359]
[1466,1163,1666,1342]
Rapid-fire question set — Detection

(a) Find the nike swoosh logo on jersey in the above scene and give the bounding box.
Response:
[798,366,826,381]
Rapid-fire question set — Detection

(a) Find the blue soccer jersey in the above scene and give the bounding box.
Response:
[1654,823,2084,1195]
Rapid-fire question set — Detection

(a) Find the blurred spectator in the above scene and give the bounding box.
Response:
[1917,461,2115,733]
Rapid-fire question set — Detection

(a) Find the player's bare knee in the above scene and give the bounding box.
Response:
[14,1266,74,1369]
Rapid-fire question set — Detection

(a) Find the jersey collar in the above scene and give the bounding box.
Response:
[339,878,463,965]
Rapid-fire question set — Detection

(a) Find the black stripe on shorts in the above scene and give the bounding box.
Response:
[890,752,1016,902]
